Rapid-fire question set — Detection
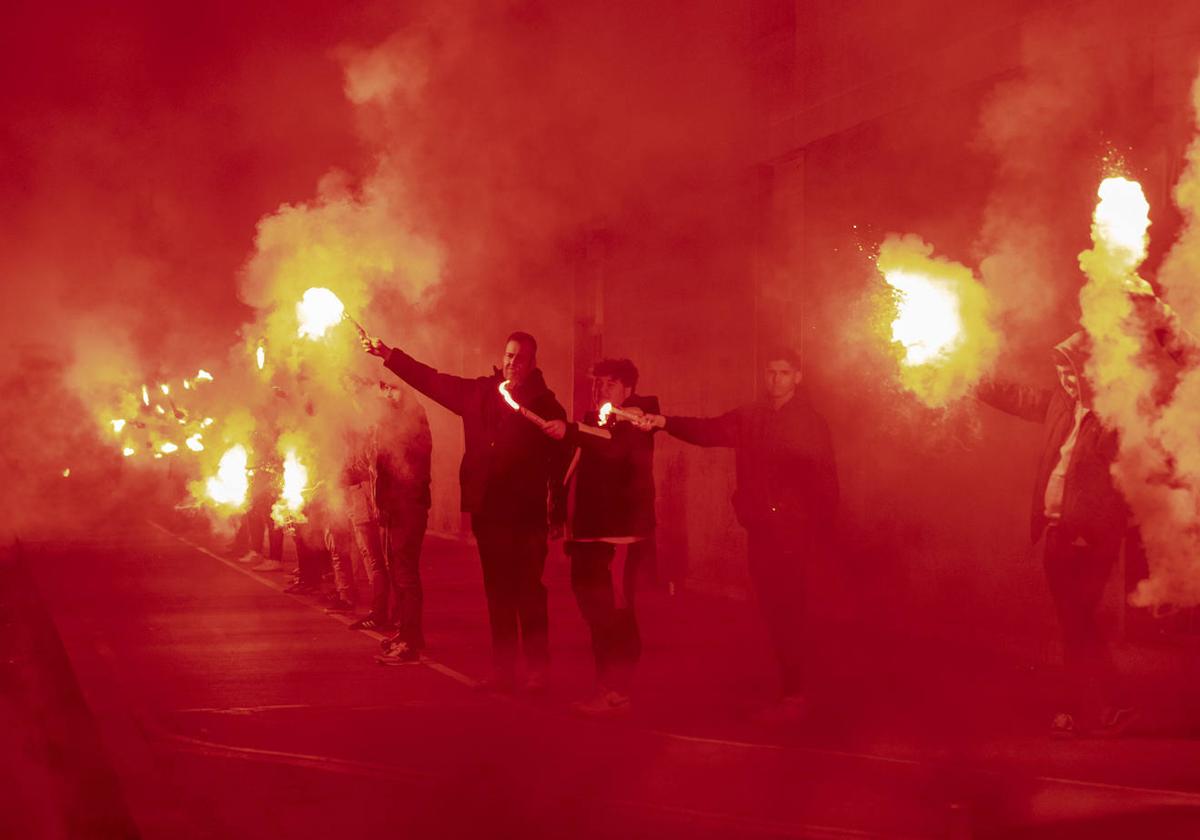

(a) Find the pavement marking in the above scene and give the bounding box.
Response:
[158,728,919,839]
[149,521,1200,809]
[149,520,482,689]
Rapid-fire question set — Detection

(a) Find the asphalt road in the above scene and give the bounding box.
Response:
[11,519,1200,839]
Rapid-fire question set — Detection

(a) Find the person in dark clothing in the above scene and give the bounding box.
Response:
[976,331,1134,737]
[372,381,433,662]
[363,330,569,691]
[637,348,838,715]
[543,358,658,715]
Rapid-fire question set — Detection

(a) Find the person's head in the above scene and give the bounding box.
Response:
[591,358,638,409]
[1053,331,1090,404]
[503,331,538,386]
[762,347,801,404]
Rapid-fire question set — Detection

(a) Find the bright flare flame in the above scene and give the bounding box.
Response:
[256,344,266,370]
[599,402,614,426]
[885,270,963,366]
[160,383,170,395]
[875,234,997,408]
[141,385,150,406]
[122,447,135,457]
[272,449,309,525]
[1093,177,1151,270]
[202,417,214,427]
[498,380,520,411]
[62,468,70,478]
[196,369,214,382]
[160,442,179,454]
[206,445,249,507]
[111,419,126,433]
[185,434,204,452]
[297,287,346,339]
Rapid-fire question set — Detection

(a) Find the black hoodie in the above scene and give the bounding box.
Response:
[384,348,569,527]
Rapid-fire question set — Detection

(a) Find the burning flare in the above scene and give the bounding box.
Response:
[205,445,249,508]
[272,449,309,525]
[256,344,266,370]
[876,234,997,407]
[297,287,346,339]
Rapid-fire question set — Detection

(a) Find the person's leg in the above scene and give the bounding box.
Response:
[747,529,806,698]
[383,506,428,649]
[349,518,388,622]
[513,527,550,676]
[323,527,356,607]
[1043,529,1119,721]
[610,543,642,694]
[569,542,617,685]
[472,515,520,682]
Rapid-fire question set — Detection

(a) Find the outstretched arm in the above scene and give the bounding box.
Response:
[362,335,474,417]
[974,378,1052,424]
[662,409,740,448]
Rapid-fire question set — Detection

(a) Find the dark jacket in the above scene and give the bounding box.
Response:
[384,348,568,527]
[564,393,659,540]
[975,336,1127,550]
[665,389,838,535]
[375,393,432,514]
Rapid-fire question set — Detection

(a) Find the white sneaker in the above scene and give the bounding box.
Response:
[572,689,631,716]
[238,550,262,564]
[251,558,283,572]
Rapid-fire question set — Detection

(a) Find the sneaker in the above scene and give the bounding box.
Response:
[375,642,421,665]
[252,558,284,572]
[324,598,356,614]
[238,550,263,564]
[348,616,392,632]
[572,689,631,717]
[284,580,319,595]
[1050,712,1078,738]
[1093,707,1138,738]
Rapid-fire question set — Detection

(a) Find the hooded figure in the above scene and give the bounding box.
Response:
[977,331,1132,736]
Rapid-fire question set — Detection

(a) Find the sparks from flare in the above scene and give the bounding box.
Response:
[297,287,346,339]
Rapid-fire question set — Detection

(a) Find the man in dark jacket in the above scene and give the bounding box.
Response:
[637,349,838,714]
[976,331,1133,736]
[543,358,658,715]
[364,330,568,691]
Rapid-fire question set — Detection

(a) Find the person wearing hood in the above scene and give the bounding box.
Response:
[976,331,1133,737]
[541,358,659,716]
[363,330,569,692]
[636,348,838,718]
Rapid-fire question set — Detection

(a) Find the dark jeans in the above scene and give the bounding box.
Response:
[567,541,642,693]
[381,507,428,648]
[1043,526,1120,713]
[471,514,549,675]
[746,527,810,697]
[293,530,330,587]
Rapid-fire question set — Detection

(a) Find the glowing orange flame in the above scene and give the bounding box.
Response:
[1093,177,1151,272]
[185,434,204,452]
[195,369,214,382]
[875,234,997,407]
[884,270,962,366]
[272,449,309,525]
[498,380,521,411]
[159,442,179,454]
[61,468,70,478]
[141,385,150,406]
[598,402,613,426]
[206,445,249,508]
[159,383,170,396]
[297,287,346,339]
[256,344,266,370]
[122,447,136,457]
[111,419,126,433]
